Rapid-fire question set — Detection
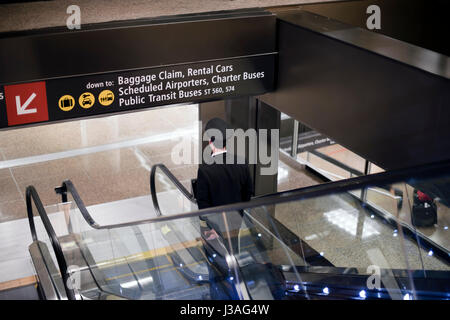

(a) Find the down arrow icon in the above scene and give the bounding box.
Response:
[16,93,38,115]
[4,81,49,126]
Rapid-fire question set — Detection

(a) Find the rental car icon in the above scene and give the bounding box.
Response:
[79,93,94,108]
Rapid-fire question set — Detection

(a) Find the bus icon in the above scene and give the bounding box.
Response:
[98,90,114,106]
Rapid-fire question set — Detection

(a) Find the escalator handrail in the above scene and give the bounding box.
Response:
[26,186,76,300]
[57,164,197,230]
[58,164,196,228]
[58,180,101,228]
[59,159,450,230]
[149,164,449,262]
[55,181,135,300]
[150,163,196,217]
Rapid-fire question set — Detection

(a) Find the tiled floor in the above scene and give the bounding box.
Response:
[271,192,449,271]
[295,143,450,259]
[277,152,322,192]
[0,102,320,224]
[0,104,200,223]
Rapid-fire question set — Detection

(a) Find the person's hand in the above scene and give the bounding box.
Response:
[204,229,219,240]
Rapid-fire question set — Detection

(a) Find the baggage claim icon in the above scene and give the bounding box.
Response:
[58,95,75,111]
[79,92,95,109]
[98,90,114,106]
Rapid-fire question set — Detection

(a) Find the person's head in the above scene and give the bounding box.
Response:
[205,117,231,151]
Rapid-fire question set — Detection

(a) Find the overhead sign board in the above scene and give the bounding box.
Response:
[0,54,275,129]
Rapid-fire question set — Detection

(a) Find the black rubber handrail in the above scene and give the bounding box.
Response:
[26,186,76,300]
[56,180,101,228]
[148,160,450,263]
[57,159,450,231]
[149,162,450,262]
[150,163,197,217]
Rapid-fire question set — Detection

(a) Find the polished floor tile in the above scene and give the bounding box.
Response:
[277,153,322,192]
[0,176,22,203]
[137,140,182,158]
[0,168,12,180]
[0,200,28,224]
[0,104,199,220]
[11,157,88,184]
[272,191,449,271]
[76,147,149,178]
[0,104,197,160]
[0,121,84,159]
[79,166,151,206]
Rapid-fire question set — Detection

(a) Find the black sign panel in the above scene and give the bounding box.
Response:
[0,54,275,129]
[298,131,335,152]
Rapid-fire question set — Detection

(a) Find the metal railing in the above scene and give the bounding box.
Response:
[51,159,450,233]
[150,163,197,217]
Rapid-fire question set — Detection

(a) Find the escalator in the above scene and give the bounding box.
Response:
[27,160,450,300]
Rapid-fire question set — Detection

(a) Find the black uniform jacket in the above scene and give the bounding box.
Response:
[196,152,253,248]
[196,152,253,210]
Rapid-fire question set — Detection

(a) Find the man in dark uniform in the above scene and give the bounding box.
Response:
[196,117,253,210]
[196,117,254,299]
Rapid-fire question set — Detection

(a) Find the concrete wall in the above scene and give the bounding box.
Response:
[0,0,339,33]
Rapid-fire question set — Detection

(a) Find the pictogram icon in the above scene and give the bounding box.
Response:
[79,92,95,109]
[4,81,49,126]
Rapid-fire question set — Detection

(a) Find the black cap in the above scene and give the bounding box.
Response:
[205,118,232,148]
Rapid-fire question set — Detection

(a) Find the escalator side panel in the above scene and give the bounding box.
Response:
[29,241,66,300]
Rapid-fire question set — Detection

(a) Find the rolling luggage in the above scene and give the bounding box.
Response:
[411,189,437,227]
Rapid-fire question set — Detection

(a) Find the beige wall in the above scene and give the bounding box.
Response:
[0,0,340,33]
